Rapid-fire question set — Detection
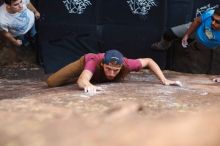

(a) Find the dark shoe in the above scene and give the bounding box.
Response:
[151,39,172,50]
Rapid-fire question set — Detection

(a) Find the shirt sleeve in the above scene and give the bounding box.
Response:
[124,58,142,71]
[23,0,30,5]
[84,54,101,73]
[201,10,214,22]
[0,23,8,32]
[0,5,7,32]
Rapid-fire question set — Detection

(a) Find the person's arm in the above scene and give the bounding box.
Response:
[182,17,202,47]
[0,31,22,46]
[27,2,40,19]
[138,58,182,86]
[77,70,102,93]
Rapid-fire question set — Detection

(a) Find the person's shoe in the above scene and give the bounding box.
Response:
[151,39,172,50]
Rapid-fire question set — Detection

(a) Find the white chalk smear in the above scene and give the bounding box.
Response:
[200,91,208,96]
[79,94,91,98]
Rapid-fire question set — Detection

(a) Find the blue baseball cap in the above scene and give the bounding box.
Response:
[103,50,124,65]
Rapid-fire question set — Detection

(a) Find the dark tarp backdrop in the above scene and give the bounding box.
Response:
[38,0,220,74]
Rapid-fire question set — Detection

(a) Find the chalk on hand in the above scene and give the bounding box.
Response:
[182,41,188,48]
[175,81,183,87]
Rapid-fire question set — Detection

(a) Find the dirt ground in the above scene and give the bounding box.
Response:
[0,67,220,146]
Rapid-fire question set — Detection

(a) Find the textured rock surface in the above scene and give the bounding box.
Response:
[0,41,38,67]
[0,68,220,146]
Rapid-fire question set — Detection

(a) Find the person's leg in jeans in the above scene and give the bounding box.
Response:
[171,22,192,37]
[28,23,37,38]
[46,56,85,87]
[151,22,192,50]
[25,23,44,65]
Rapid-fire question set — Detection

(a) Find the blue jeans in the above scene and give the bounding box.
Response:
[17,23,37,46]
